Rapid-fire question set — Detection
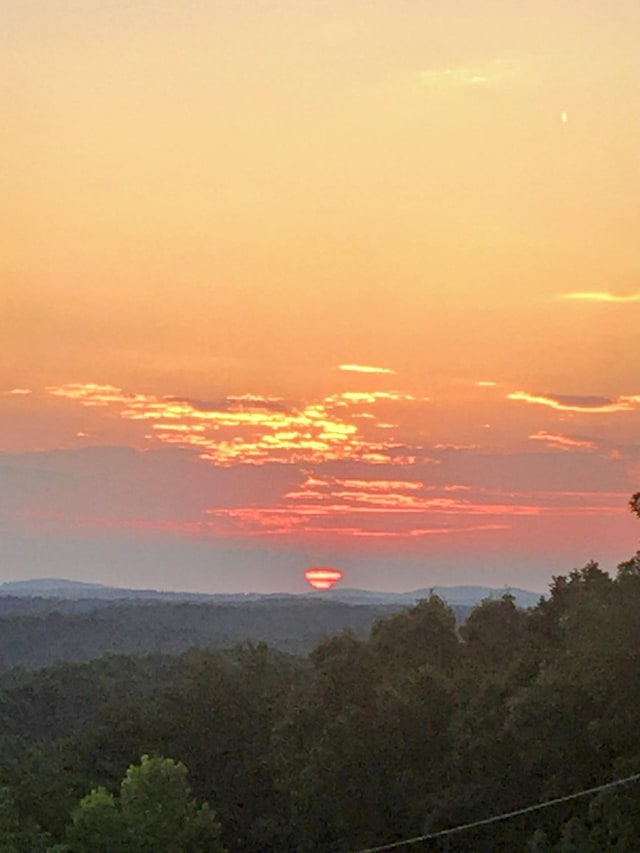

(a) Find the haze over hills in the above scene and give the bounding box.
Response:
[0,576,543,669]
[0,577,542,608]
[322,585,541,608]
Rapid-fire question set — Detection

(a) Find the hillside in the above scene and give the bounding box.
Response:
[0,578,539,669]
[0,577,541,607]
[0,597,469,668]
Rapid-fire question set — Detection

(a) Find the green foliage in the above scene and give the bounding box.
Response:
[68,787,123,853]
[461,593,527,669]
[274,600,461,850]
[67,756,226,853]
[0,599,406,669]
[558,817,591,851]
[0,786,49,852]
[370,595,460,673]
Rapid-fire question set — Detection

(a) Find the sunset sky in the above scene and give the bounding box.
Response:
[2,0,639,593]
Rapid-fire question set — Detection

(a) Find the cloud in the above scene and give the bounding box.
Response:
[3,388,32,396]
[174,394,287,413]
[338,364,396,375]
[201,465,628,543]
[325,391,429,404]
[45,382,430,467]
[557,292,640,304]
[203,500,524,541]
[201,460,622,544]
[204,506,512,541]
[0,445,301,529]
[27,381,635,550]
[419,59,516,89]
[1,438,631,555]
[333,478,424,492]
[529,431,597,452]
[508,391,640,414]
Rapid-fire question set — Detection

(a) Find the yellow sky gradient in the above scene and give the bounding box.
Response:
[1,1,639,590]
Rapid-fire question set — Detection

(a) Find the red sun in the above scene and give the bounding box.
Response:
[304,567,344,591]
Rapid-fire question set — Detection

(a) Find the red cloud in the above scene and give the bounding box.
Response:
[529,431,597,451]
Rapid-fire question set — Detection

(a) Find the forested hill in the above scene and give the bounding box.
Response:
[1,558,640,851]
[0,579,538,669]
[0,597,472,669]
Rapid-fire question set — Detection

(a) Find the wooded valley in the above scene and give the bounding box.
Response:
[2,551,640,850]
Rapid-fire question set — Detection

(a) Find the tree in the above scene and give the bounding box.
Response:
[370,595,460,674]
[274,606,460,851]
[68,787,123,853]
[67,756,226,853]
[120,755,194,852]
[460,594,528,670]
[0,786,49,853]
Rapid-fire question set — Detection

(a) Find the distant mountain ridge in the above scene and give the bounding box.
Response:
[0,578,542,608]
[322,585,542,608]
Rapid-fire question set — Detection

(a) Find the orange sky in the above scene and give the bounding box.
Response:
[1,1,639,592]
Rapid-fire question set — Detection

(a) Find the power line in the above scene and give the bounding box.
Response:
[350,771,640,853]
